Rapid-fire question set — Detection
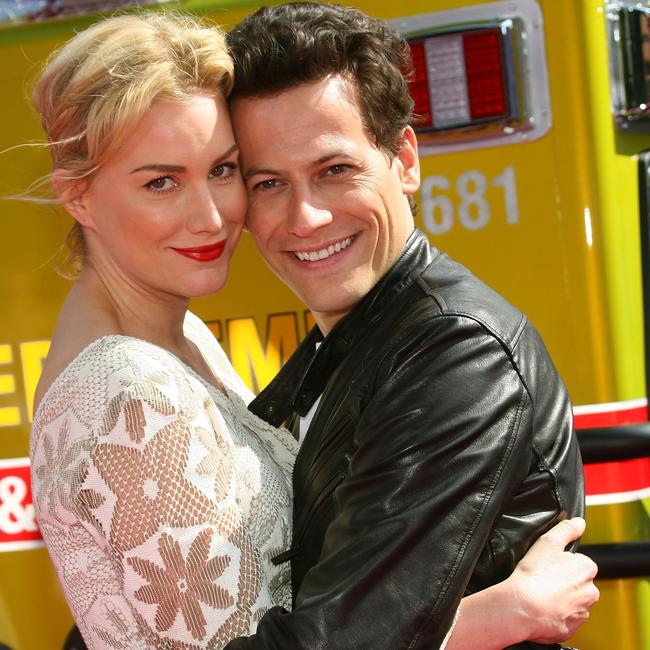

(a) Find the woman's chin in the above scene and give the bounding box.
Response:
[184,276,228,299]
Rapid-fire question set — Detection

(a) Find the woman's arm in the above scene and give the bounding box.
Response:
[447,518,599,650]
[32,347,289,649]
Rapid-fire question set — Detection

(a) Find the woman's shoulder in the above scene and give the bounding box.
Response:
[52,333,178,384]
[33,334,193,433]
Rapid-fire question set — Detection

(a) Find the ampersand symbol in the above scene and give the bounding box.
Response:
[0,476,31,535]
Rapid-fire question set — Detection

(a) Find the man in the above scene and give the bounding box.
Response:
[226,3,594,648]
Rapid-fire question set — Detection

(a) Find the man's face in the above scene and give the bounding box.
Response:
[231,76,420,334]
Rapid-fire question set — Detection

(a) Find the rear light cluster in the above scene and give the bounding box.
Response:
[391,2,550,151]
[409,28,508,131]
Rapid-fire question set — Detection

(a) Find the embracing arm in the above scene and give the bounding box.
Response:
[225,518,599,650]
[227,318,591,648]
[447,518,599,650]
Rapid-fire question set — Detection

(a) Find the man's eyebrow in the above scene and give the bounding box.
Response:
[243,150,356,180]
[242,165,280,180]
[130,144,239,174]
[315,151,355,165]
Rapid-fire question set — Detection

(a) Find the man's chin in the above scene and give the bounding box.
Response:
[300,292,367,330]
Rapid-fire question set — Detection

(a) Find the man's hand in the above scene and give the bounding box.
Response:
[507,517,599,643]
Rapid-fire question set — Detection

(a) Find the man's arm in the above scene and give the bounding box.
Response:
[229,317,583,648]
[225,518,597,649]
[446,518,599,650]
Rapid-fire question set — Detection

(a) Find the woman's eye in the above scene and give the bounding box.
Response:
[144,176,177,193]
[210,162,237,180]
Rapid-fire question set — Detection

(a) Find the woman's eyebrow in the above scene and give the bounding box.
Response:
[131,144,240,174]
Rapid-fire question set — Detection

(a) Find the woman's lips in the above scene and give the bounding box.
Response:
[172,240,226,262]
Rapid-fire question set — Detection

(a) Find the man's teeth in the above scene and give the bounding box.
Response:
[294,236,354,261]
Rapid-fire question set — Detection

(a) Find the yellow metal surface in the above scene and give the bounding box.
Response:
[0,4,303,648]
[373,0,646,408]
[0,1,649,648]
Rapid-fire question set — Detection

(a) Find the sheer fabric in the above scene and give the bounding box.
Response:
[31,312,297,649]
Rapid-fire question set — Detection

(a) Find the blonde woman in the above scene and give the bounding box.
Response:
[30,13,297,648]
[29,12,596,650]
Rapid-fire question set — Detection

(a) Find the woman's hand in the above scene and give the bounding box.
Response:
[446,517,599,650]
[506,517,599,643]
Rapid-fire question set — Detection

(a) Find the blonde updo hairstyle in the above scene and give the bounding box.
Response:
[32,11,234,276]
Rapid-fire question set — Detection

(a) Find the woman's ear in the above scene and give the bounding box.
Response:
[395,126,421,196]
[51,169,93,227]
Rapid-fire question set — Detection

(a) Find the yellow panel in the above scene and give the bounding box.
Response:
[19,341,50,423]
[0,1,648,649]
[0,407,21,427]
[0,346,12,365]
[0,375,15,395]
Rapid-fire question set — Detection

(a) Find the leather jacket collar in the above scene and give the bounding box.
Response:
[249,229,438,426]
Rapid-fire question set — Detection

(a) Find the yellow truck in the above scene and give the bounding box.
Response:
[0,1,648,648]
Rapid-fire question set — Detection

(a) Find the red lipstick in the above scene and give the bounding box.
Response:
[172,240,226,262]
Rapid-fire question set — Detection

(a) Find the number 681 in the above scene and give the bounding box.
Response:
[420,167,519,235]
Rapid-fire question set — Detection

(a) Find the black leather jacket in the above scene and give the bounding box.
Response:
[229,230,584,649]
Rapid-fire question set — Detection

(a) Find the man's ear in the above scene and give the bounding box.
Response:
[395,126,420,196]
[51,169,94,228]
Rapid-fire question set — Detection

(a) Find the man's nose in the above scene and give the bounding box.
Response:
[289,194,333,236]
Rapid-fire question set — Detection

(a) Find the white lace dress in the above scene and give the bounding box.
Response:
[30,312,298,649]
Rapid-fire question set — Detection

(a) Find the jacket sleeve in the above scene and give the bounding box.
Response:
[226,314,560,649]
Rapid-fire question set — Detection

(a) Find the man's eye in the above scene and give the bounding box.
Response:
[327,164,348,175]
[253,179,279,191]
[144,176,177,193]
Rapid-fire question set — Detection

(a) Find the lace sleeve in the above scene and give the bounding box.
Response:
[32,343,285,649]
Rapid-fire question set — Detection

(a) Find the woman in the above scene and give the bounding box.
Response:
[30,13,296,647]
[29,11,596,650]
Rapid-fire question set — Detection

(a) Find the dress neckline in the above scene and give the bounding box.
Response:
[33,322,236,428]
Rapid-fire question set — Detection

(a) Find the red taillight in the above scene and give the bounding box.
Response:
[409,28,508,131]
[409,41,433,129]
[463,30,507,119]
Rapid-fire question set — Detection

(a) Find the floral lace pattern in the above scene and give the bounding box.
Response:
[31,312,297,649]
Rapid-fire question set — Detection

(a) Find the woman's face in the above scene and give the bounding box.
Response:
[74,92,246,300]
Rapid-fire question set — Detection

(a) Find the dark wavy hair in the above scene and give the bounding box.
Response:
[227,2,415,158]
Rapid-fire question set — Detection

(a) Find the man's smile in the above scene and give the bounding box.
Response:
[293,235,356,261]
